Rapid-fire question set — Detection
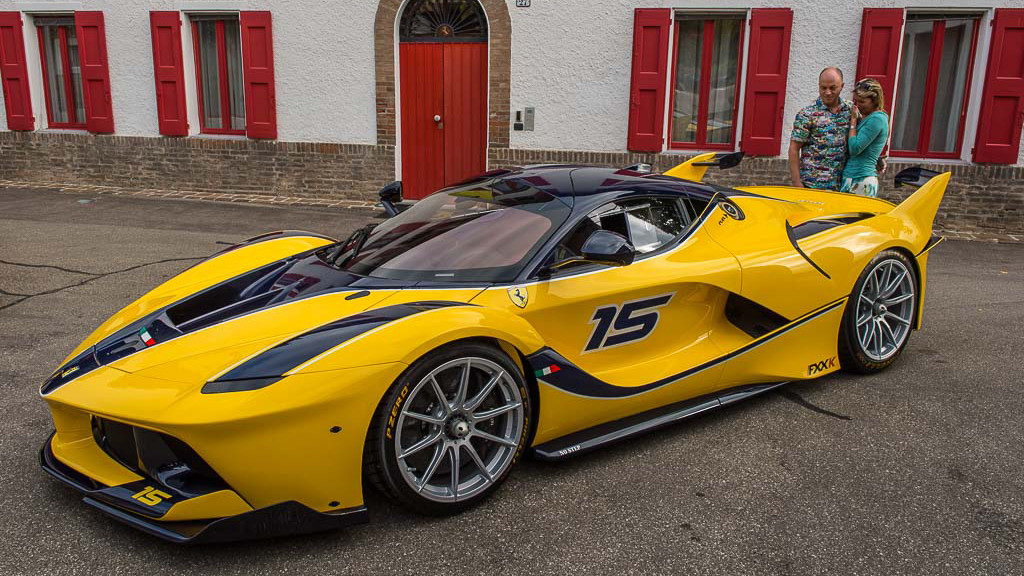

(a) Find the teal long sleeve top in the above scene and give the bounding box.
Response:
[843,111,889,180]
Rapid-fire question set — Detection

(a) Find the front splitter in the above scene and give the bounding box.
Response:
[39,432,369,544]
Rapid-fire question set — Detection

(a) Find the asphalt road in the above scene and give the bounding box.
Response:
[1,186,1022,575]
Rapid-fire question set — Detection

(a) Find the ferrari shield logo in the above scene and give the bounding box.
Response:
[507,286,529,308]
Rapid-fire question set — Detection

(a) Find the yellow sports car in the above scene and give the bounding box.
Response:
[39,153,948,543]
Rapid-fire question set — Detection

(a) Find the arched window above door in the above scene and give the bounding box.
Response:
[399,0,488,42]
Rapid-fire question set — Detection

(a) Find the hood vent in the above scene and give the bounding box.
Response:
[166,261,290,330]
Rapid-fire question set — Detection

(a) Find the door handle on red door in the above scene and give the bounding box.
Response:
[434,114,443,129]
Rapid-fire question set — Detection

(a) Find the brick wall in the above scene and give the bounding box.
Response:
[0,131,1020,238]
[0,132,394,200]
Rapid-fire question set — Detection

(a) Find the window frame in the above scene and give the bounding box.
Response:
[533,194,704,279]
[35,19,85,130]
[890,15,981,160]
[667,15,747,151]
[190,17,245,136]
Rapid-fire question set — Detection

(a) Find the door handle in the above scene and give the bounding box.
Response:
[433,114,443,129]
[433,115,441,122]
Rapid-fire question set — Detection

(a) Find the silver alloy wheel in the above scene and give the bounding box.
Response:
[393,357,525,503]
[855,258,915,362]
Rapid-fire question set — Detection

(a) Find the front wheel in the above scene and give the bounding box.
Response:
[839,250,918,373]
[365,342,531,515]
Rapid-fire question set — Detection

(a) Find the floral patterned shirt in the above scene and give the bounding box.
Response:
[791,98,852,190]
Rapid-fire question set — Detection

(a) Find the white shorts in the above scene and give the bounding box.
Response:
[840,176,879,198]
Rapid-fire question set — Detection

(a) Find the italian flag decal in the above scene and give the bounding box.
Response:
[139,327,155,347]
[534,364,560,378]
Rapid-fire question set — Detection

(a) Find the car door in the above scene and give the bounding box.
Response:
[472,193,743,440]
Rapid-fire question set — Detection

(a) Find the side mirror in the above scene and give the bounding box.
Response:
[580,230,636,267]
[378,181,403,217]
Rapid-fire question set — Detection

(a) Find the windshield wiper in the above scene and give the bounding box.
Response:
[330,223,375,267]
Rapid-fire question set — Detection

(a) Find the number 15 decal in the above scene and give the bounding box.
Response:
[584,293,674,353]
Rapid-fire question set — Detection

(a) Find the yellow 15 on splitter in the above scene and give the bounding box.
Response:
[39,153,947,543]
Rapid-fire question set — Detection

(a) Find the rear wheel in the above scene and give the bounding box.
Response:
[366,342,530,515]
[839,250,917,373]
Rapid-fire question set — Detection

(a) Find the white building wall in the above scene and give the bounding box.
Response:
[506,0,1024,166]
[0,0,380,143]
[0,0,1021,164]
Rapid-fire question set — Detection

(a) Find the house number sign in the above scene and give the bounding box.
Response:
[515,0,530,7]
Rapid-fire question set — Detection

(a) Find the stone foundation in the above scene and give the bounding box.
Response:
[0,132,394,200]
[1,131,1020,238]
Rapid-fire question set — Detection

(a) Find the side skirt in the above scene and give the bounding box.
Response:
[531,381,787,461]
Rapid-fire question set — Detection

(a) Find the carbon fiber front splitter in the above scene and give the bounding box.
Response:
[39,433,369,544]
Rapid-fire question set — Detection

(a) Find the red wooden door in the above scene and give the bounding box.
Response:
[442,43,487,191]
[400,42,487,200]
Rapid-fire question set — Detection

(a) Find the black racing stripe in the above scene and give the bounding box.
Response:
[786,222,832,279]
[527,298,846,398]
[41,258,295,395]
[40,347,100,395]
[211,301,470,383]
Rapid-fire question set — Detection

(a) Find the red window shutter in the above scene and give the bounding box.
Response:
[149,12,188,136]
[0,12,34,130]
[74,11,114,133]
[626,8,670,152]
[740,8,793,156]
[855,8,903,155]
[973,9,1024,164]
[855,9,903,114]
[240,11,277,139]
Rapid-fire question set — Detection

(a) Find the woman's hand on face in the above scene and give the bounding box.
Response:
[851,106,861,123]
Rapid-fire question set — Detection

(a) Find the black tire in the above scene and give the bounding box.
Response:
[364,341,531,515]
[838,249,918,374]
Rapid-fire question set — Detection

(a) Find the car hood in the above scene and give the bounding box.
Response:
[42,242,477,394]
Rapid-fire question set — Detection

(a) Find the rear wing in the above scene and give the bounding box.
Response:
[889,168,950,252]
[662,151,744,183]
[893,166,942,189]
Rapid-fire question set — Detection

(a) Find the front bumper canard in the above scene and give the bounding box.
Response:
[40,434,369,544]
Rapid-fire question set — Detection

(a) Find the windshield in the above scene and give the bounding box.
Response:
[321,178,571,282]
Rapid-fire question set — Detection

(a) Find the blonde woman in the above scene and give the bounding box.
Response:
[841,78,889,197]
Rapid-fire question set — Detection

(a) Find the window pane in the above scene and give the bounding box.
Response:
[622,199,685,253]
[706,19,740,144]
[928,19,975,153]
[591,198,685,254]
[197,20,221,129]
[672,20,703,143]
[892,21,932,151]
[224,21,245,131]
[41,26,69,124]
[65,26,85,125]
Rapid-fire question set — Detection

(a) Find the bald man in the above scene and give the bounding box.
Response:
[788,67,852,190]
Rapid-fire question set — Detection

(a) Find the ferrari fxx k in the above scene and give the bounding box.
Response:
[39,153,948,542]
